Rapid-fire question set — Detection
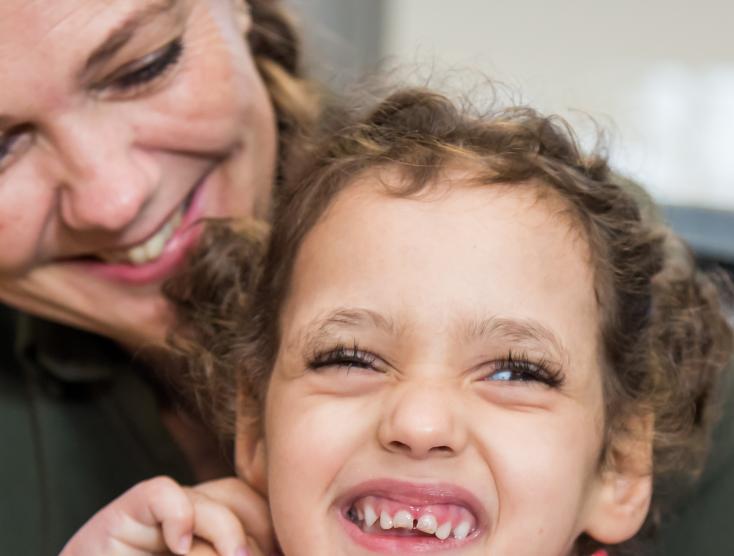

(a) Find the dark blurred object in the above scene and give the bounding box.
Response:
[663,205,734,279]
[656,204,734,555]
[286,0,384,89]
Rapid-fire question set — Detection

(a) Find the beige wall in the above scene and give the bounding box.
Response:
[381,0,734,208]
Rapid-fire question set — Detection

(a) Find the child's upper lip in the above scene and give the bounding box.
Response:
[337,478,489,529]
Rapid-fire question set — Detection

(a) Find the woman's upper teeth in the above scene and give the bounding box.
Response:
[98,207,184,265]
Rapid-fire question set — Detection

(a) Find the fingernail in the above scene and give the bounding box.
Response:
[235,547,250,556]
[177,533,192,554]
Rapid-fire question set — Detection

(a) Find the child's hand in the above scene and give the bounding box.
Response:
[189,477,274,554]
[59,476,273,556]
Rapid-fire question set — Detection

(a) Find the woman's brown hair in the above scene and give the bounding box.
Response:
[168,87,733,553]
[246,0,320,177]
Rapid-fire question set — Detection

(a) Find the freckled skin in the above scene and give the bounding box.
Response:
[0,0,276,346]
[238,174,651,555]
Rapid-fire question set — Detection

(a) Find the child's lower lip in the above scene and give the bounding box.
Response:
[70,170,210,285]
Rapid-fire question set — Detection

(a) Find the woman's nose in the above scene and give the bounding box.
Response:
[378,382,467,459]
[53,117,158,232]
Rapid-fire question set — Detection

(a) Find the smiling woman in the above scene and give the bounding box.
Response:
[0,0,317,553]
[0,0,278,343]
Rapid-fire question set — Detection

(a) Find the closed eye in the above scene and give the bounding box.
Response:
[484,351,565,388]
[97,37,183,94]
[307,343,381,374]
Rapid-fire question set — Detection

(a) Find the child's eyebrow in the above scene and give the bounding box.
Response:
[300,307,399,350]
[456,316,571,366]
[297,309,570,363]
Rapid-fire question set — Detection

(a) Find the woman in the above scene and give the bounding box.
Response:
[0,0,316,554]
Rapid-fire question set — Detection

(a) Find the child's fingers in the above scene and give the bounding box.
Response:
[186,536,265,556]
[191,478,274,554]
[188,490,249,556]
[60,476,194,556]
[186,540,221,556]
[109,476,195,554]
[129,476,195,554]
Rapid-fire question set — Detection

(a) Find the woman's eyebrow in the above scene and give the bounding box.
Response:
[80,0,178,79]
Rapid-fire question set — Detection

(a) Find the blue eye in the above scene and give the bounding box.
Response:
[0,136,13,161]
[0,126,33,171]
[489,369,516,381]
[485,352,565,388]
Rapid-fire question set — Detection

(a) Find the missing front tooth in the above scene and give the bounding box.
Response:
[347,506,360,523]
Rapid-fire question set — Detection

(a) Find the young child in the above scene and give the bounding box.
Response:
[177,88,733,555]
[64,88,733,556]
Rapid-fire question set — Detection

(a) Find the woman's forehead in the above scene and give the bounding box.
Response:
[0,0,177,42]
[0,0,180,72]
[0,0,183,115]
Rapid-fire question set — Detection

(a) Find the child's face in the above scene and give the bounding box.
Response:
[238,171,649,555]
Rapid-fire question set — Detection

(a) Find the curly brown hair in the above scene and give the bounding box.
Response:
[158,0,318,419]
[168,87,733,553]
[246,0,320,177]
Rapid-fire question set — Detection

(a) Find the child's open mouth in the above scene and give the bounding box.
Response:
[339,481,483,552]
[347,495,477,540]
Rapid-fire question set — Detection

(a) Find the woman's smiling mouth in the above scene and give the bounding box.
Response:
[338,480,485,553]
[97,203,187,265]
[71,168,214,285]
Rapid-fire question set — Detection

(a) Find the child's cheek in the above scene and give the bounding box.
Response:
[471,403,604,551]
[264,379,375,554]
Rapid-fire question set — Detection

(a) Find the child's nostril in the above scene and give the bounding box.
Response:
[389,440,411,452]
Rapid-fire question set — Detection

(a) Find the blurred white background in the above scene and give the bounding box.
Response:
[289,0,734,212]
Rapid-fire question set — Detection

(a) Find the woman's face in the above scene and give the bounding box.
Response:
[0,0,276,345]
[239,173,650,555]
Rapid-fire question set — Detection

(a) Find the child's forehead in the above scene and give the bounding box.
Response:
[324,163,588,238]
[286,167,600,336]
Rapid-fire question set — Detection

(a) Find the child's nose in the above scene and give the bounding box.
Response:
[377,383,467,459]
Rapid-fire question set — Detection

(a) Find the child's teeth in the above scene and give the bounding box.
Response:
[364,505,378,527]
[453,521,471,540]
[416,514,438,534]
[393,510,413,529]
[435,521,452,541]
[379,511,393,530]
[354,499,473,542]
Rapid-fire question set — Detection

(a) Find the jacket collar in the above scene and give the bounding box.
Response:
[15,312,128,382]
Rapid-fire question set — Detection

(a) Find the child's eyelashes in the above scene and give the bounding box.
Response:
[307,343,382,374]
[306,344,564,388]
[483,351,565,388]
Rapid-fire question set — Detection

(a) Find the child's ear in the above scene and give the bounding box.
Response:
[235,399,267,495]
[584,416,654,544]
